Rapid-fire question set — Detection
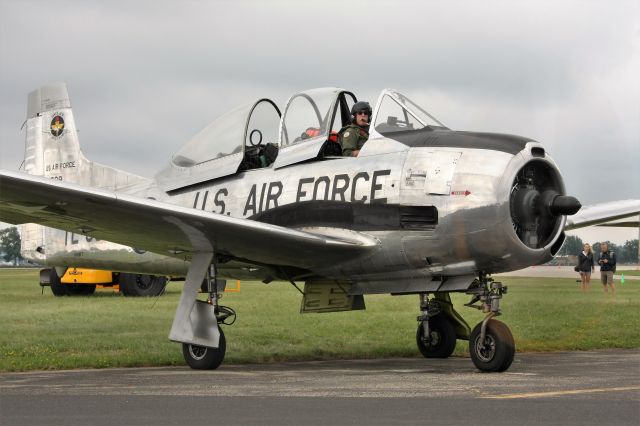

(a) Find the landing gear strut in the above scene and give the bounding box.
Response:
[464,273,515,372]
[416,293,457,358]
[169,253,235,370]
[182,275,237,370]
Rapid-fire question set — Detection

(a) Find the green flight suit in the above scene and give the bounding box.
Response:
[340,124,369,157]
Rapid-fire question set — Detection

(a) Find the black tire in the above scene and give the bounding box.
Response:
[416,315,457,358]
[469,319,515,372]
[119,273,167,297]
[182,328,226,370]
[50,269,69,296]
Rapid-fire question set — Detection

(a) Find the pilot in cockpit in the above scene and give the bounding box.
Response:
[340,101,371,157]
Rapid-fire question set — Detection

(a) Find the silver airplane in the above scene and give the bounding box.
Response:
[1,84,638,372]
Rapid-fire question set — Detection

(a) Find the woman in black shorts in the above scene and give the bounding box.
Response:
[578,243,595,293]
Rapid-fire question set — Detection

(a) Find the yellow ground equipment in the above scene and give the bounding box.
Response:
[40,267,168,297]
[61,268,113,284]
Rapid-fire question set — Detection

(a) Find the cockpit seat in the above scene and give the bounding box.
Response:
[320,131,342,157]
[293,127,321,143]
[239,142,279,171]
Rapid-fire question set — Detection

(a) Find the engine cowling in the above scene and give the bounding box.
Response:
[509,160,580,250]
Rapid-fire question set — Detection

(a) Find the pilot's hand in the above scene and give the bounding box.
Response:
[351,150,360,157]
[603,259,608,263]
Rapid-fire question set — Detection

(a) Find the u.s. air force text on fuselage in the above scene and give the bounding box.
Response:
[190,169,392,217]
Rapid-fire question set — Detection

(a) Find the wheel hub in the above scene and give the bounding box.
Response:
[475,335,496,362]
[188,345,208,361]
[136,275,153,290]
[428,330,441,347]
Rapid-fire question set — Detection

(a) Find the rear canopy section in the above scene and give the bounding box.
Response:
[156,99,281,192]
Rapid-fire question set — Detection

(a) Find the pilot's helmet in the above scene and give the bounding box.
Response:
[351,101,372,117]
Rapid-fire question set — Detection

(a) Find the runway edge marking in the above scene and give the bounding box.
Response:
[479,386,640,399]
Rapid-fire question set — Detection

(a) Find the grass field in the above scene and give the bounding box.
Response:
[618,270,640,277]
[1,268,638,372]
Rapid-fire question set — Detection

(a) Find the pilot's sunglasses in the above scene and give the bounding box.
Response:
[356,111,370,115]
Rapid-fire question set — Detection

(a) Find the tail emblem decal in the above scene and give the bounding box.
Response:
[50,115,65,137]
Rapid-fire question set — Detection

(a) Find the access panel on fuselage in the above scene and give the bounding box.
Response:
[401,149,461,196]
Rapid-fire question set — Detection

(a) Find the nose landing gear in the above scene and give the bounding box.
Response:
[465,273,515,372]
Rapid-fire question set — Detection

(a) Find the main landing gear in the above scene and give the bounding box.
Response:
[415,273,515,372]
[169,253,236,370]
[416,293,458,358]
[181,294,236,370]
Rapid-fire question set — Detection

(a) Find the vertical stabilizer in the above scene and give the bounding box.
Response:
[21,83,148,190]
[23,83,88,183]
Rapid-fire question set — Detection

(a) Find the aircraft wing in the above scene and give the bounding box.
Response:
[0,170,378,268]
[564,199,640,230]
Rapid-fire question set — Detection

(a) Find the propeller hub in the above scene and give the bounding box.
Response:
[548,195,581,216]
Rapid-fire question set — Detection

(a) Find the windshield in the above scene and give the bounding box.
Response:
[387,90,446,128]
[373,90,447,136]
[280,88,339,145]
[374,95,426,134]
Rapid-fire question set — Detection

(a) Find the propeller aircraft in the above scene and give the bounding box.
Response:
[1,84,638,372]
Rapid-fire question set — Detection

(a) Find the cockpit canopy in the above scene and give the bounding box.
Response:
[280,88,357,146]
[156,99,281,191]
[155,87,447,191]
[272,87,357,168]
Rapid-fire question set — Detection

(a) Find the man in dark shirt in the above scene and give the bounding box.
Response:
[341,101,371,157]
[597,242,617,294]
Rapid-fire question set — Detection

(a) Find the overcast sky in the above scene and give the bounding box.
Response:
[0,0,638,244]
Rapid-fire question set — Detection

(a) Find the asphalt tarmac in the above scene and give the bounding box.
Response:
[1,350,638,426]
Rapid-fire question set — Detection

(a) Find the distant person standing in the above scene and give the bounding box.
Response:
[578,243,595,293]
[598,242,617,294]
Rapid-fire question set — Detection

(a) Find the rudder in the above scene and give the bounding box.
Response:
[23,83,87,183]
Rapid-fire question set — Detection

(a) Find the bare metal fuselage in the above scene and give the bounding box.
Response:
[23,136,565,295]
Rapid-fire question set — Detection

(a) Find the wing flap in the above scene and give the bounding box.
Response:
[0,170,378,268]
